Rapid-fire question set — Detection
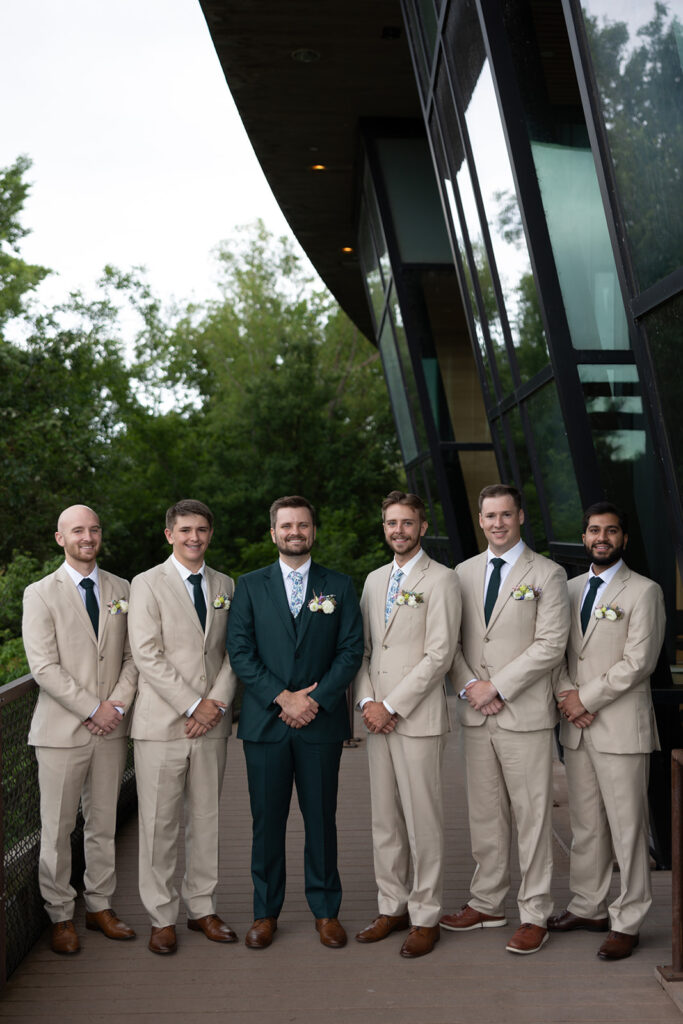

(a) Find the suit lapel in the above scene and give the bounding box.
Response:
[204,566,218,635]
[581,563,630,648]
[57,563,98,646]
[472,553,488,632]
[162,557,205,638]
[296,563,327,648]
[485,546,534,633]
[264,562,296,643]
[98,570,113,644]
[385,553,428,638]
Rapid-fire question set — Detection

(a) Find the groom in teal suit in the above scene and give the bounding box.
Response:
[227,496,363,950]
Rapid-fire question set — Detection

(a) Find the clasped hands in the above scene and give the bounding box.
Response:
[186,698,228,738]
[276,683,319,729]
[464,680,504,716]
[556,689,595,729]
[362,700,398,734]
[83,700,124,735]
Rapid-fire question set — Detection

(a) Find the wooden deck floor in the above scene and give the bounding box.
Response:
[0,701,680,1023]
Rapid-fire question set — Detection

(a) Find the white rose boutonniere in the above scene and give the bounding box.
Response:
[595,603,624,622]
[511,584,542,601]
[395,589,424,608]
[308,593,337,614]
[213,594,231,610]
[107,598,128,615]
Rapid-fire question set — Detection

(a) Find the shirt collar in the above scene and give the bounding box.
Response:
[279,557,311,581]
[171,554,205,581]
[63,561,99,588]
[392,548,424,581]
[487,537,525,567]
[588,558,623,588]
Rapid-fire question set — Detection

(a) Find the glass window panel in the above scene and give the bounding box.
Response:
[580,1,683,290]
[390,291,429,454]
[417,0,439,65]
[363,164,392,285]
[358,209,385,328]
[506,406,548,553]
[490,416,513,485]
[458,449,500,552]
[639,292,683,493]
[524,384,583,543]
[531,143,630,350]
[378,317,419,464]
[421,458,446,536]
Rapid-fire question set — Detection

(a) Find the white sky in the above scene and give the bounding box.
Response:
[0,0,296,312]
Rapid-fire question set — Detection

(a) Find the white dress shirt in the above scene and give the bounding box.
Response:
[279,557,312,608]
[581,559,623,616]
[63,562,123,718]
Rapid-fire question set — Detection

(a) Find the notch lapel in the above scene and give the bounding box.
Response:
[57,564,98,646]
[162,559,205,638]
[581,564,629,648]
[384,554,428,638]
[264,562,296,643]
[296,564,327,648]
[485,547,534,633]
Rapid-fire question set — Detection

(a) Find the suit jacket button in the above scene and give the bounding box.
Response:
[99,655,104,661]
[382,644,388,650]
[578,656,584,661]
[483,637,489,643]
[200,675,206,682]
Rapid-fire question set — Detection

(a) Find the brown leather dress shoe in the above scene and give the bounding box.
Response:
[440,904,507,931]
[51,920,80,954]
[85,909,136,940]
[400,925,440,958]
[316,917,347,948]
[245,917,277,949]
[148,925,177,955]
[597,930,639,960]
[188,914,238,943]
[356,913,410,943]
[506,923,549,954]
[547,910,609,933]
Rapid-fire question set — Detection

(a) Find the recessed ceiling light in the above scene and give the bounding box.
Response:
[311,164,326,171]
[342,247,354,254]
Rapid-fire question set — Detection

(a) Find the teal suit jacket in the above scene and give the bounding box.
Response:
[227,560,363,744]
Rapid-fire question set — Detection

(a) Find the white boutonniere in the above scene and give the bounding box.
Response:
[107,598,128,615]
[213,594,231,610]
[308,593,337,614]
[511,584,541,601]
[595,603,624,622]
[395,589,424,608]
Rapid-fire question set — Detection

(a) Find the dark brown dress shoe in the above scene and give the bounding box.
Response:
[85,909,136,940]
[188,914,238,943]
[316,917,347,948]
[547,910,609,933]
[51,920,80,954]
[597,930,639,960]
[400,925,440,958]
[440,904,507,931]
[148,925,177,955]
[506,923,549,954]
[245,917,277,949]
[356,912,410,943]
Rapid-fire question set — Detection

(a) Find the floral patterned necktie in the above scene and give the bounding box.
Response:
[289,570,304,617]
[385,568,404,623]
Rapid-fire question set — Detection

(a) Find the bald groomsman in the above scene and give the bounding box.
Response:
[549,502,665,960]
[354,491,461,958]
[23,505,138,954]
[442,484,570,955]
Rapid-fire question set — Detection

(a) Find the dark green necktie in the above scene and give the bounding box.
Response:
[580,576,604,634]
[79,578,99,636]
[484,558,505,625]
[188,573,207,631]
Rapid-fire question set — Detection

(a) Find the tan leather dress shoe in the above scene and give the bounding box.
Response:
[316,917,347,947]
[440,904,507,931]
[188,914,238,943]
[547,910,609,933]
[51,920,80,954]
[597,930,639,960]
[400,925,440,958]
[506,923,549,954]
[245,917,277,949]
[85,909,136,940]
[356,913,410,943]
[149,925,177,955]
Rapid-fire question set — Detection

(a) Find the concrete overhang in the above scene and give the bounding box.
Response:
[199,0,420,339]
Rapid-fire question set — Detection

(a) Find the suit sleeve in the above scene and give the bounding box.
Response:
[128,573,202,716]
[385,570,461,719]
[22,584,98,720]
[578,582,665,713]
[226,576,289,709]
[447,564,478,690]
[308,574,364,713]
[352,581,375,707]
[490,562,570,701]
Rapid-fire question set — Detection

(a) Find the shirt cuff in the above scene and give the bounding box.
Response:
[186,698,201,717]
[383,699,396,715]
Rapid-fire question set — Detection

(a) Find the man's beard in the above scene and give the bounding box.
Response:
[585,542,625,567]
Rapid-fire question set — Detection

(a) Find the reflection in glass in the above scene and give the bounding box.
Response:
[581,1,683,290]
[378,317,418,464]
[422,457,446,536]
[490,416,512,486]
[531,143,629,350]
[458,449,500,552]
[640,293,683,491]
[524,383,583,542]
[363,164,392,286]
[506,405,548,554]
[389,292,429,454]
[358,210,385,328]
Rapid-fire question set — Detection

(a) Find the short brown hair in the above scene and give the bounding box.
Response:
[478,484,522,511]
[381,490,427,523]
[269,495,317,530]
[165,499,214,530]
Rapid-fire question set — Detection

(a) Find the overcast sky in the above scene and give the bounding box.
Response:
[1,0,295,312]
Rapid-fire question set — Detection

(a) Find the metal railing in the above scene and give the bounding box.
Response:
[656,749,683,982]
[0,675,136,986]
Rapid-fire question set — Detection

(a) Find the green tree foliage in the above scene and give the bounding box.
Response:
[0,156,50,328]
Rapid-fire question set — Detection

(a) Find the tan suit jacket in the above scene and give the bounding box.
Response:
[556,563,663,753]
[23,564,138,746]
[354,552,460,735]
[451,545,570,730]
[129,558,237,739]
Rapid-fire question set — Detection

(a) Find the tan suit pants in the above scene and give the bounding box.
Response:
[36,736,128,922]
[564,729,651,934]
[462,717,553,925]
[367,731,445,927]
[134,735,228,927]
